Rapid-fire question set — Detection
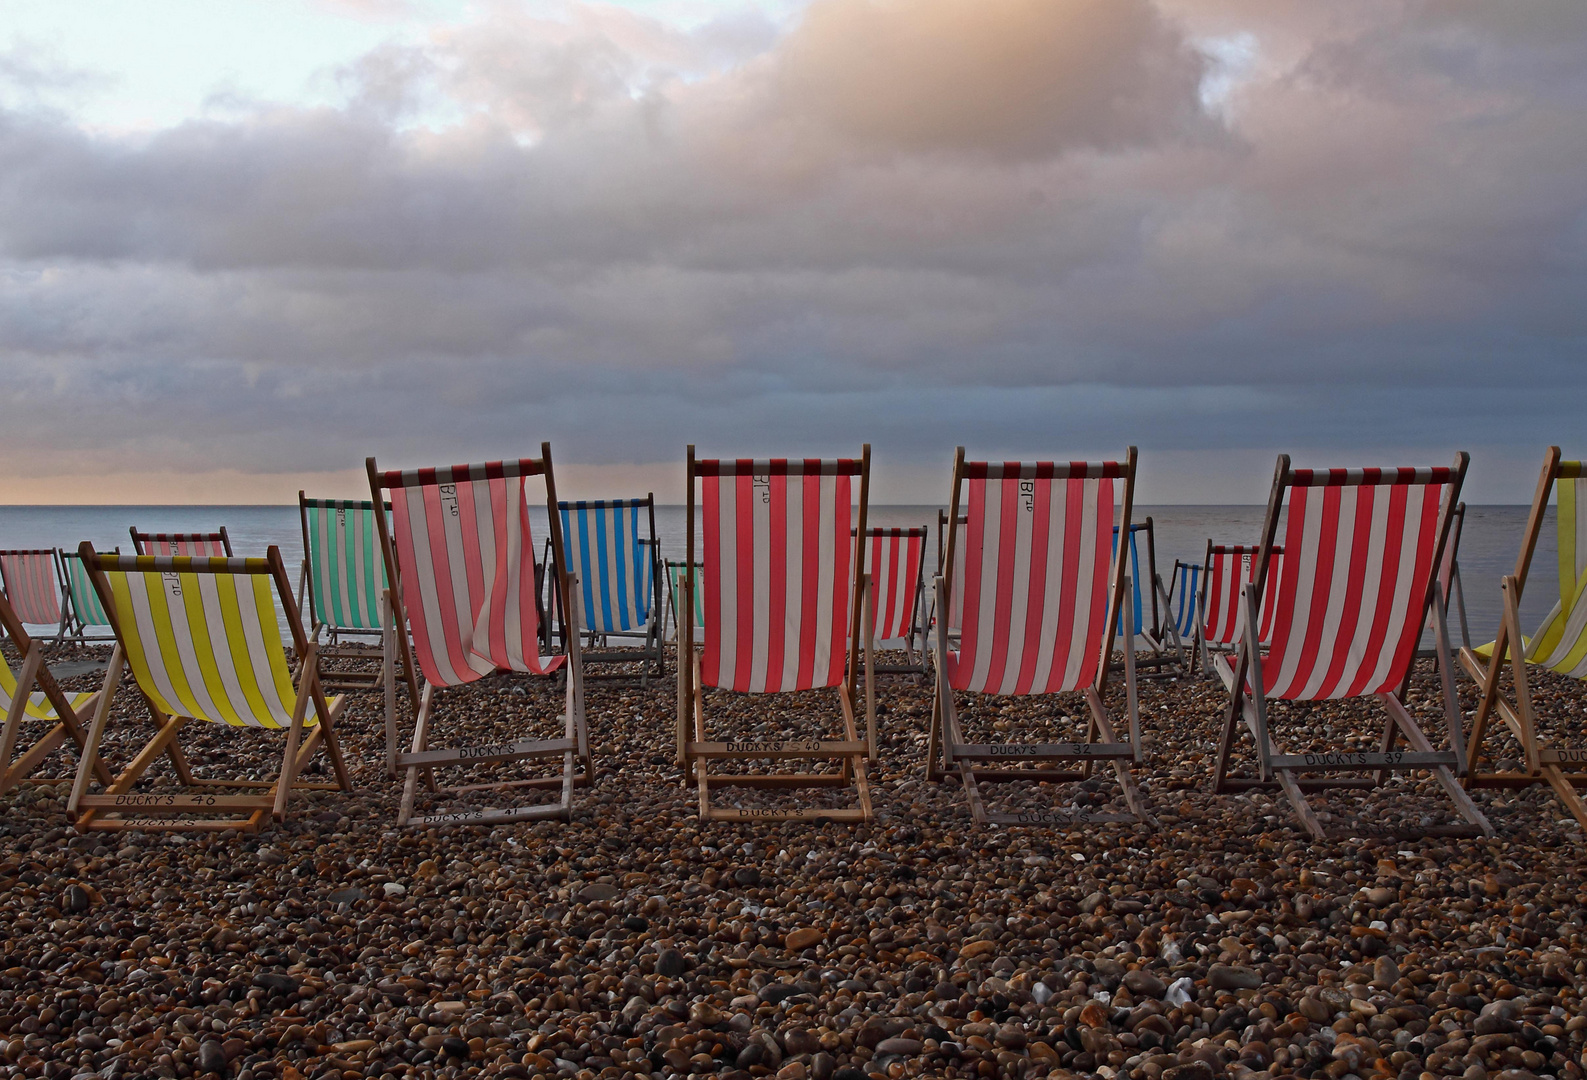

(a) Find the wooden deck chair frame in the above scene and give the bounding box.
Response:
[130,527,234,557]
[857,526,930,680]
[1418,502,1471,659]
[677,445,877,823]
[368,447,590,827]
[547,495,665,683]
[1459,448,1587,826]
[930,509,969,652]
[67,544,351,833]
[1212,454,1492,840]
[925,446,1151,828]
[1111,520,1190,679]
[59,549,120,643]
[0,549,72,649]
[0,589,113,796]
[297,493,396,693]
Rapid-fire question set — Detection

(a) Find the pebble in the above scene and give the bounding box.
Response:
[0,646,1581,1080]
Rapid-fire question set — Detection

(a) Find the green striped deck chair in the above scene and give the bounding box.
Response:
[665,560,704,643]
[299,493,394,692]
[61,550,117,642]
[68,544,351,833]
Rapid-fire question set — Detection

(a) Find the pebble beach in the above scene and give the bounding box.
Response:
[3,645,1584,1080]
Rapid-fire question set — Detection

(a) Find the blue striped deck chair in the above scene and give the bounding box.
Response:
[1166,558,1204,673]
[298,493,410,696]
[60,549,119,643]
[555,496,663,681]
[1111,518,1188,677]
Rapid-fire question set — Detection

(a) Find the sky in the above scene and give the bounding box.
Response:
[0,0,1583,504]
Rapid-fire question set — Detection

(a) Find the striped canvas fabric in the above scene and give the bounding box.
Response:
[667,561,705,639]
[866,528,925,641]
[559,500,653,634]
[0,551,61,625]
[1169,561,1201,639]
[303,499,387,631]
[384,461,563,687]
[62,553,111,626]
[136,533,229,557]
[0,653,94,721]
[1526,467,1587,676]
[699,459,856,693]
[1262,467,1456,700]
[1203,546,1285,647]
[949,462,1121,695]
[98,556,306,728]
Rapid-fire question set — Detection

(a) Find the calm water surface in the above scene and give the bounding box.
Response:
[0,503,1550,646]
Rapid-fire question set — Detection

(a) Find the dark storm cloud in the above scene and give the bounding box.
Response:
[0,0,1583,495]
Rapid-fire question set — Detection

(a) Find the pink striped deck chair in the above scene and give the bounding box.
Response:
[1419,502,1470,656]
[1200,543,1285,678]
[368,447,589,827]
[1213,454,1492,839]
[0,550,70,647]
[933,510,968,644]
[860,527,929,678]
[926,448,1150,827]
[677,446,876,823]
[130,528,233,557]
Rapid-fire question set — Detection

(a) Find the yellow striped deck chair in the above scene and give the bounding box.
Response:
[1461,447,1587,827]
[0,590,112,796]
[67,544,351,833]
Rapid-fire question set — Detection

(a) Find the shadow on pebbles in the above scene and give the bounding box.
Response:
[1,647,1584,1080]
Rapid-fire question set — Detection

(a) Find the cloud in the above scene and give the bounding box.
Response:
[0,0,1584,500]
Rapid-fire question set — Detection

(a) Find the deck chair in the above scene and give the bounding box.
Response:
[1166,560,1203,672]
[1460,449,1587,826]
[0,589,112,795]
[368,449,590,827]
[1201,544,1285,676]
[926,448,1150,827]
[60,550,118,642]
[677,447,876,823]
[553,497,664,681]
[861,527,929,678]
[666,560,704,642]
[67,545,351,832]
[1113,521,1188,678]
[1212,455,1493,839]
[0,550,71,647]
[298,494,398,693]
[130,528,233,557]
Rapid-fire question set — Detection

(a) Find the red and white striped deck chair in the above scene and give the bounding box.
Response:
[926,448,1150,827]
[1213,454,1493,839]
[0,550,70,647]
[368,446,589,827]
[1200,544,1285,678]
[861,527,929,678]
[129,528,233,557]
[677,446,876,823]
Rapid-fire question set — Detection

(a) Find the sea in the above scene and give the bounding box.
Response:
[0,504,1553,649]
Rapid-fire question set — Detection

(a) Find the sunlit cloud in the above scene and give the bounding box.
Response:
[0,0,1584,502]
